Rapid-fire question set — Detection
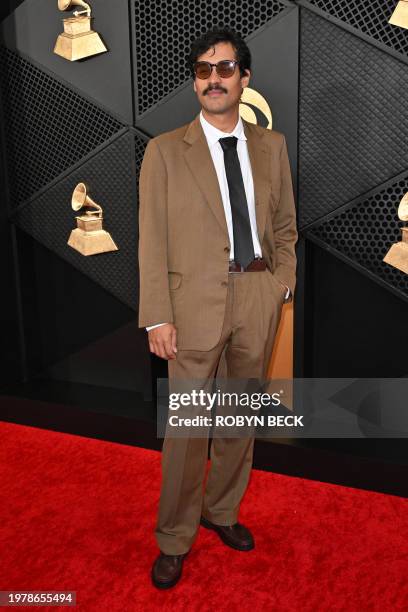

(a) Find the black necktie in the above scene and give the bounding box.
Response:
[219,136,255,269]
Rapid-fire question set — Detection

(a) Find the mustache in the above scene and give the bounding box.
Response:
[203,85,228,95]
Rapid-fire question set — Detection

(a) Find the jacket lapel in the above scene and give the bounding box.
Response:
[243,118,271,246]
[183,115,229,241]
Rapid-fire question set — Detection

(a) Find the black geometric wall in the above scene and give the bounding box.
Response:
[133,2,299,142]
[0,0,299,318]
[133,0,292,117]
[1,0,408,389]
[309,174,408,297]
[10,130,147,310]
[301,0,408,60]
[0,0,134,124]
[0,1,300,387]
[298,10,408,229]
[298,6,408,303]
[0,47,124,208]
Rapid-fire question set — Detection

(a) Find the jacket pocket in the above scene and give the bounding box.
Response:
[168,271,182,290]
[266,268,285,301]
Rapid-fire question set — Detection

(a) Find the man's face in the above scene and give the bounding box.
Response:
[193,42,250,115]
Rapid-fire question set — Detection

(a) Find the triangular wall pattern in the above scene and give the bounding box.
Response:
[299,10,408,228]
[12,130,147,310]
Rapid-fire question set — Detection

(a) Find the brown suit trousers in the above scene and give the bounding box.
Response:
[156,268,287,554]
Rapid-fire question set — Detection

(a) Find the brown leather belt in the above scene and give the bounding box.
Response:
[229,257,267,273]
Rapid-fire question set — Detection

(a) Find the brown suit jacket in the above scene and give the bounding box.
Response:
[138,113,298,351]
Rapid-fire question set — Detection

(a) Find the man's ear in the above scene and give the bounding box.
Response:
[193,79,197,93]
[241,68,251,89]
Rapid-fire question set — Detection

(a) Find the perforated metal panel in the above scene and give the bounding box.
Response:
[308,177,408,296]
[305,0,408,58]
[0,46,124,207]
[134,128,147,185]
[12,131,148,310]
[134,0,289,116]
[299,10,408,229]
[0,0,134,124]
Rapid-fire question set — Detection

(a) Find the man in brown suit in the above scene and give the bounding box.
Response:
[138,28,297,588]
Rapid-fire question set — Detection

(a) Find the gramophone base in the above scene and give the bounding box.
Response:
[54,31,107,61]
[68,228,118,256]
[383,241,408,274]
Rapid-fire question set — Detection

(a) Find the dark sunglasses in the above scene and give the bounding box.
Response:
[193,60,239,80]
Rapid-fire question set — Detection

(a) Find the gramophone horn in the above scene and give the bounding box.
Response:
[71,182,87,211]
[58,0,91,13]
[71,182,102,216]
[398,193,408,222]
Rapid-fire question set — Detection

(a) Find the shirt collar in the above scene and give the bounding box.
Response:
[199,110,247,147]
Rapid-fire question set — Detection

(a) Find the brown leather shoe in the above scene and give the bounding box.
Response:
[151,552,187,589]
[200,516,254,551]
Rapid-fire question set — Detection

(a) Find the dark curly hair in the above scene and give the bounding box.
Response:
[187,27,251,79]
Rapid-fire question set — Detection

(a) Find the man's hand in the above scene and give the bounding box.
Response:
[148,323,178,360]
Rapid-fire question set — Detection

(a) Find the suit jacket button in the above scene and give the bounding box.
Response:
[221,281,228,287]
[224,246,230,252]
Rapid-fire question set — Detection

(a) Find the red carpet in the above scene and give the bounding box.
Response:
[0,421,407,612]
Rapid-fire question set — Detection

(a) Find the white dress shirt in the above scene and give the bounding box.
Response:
[199,111,262,262]
[146,111,289,331]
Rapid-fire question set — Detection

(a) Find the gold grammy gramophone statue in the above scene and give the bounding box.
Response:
[54,0,107,61]
[383,192,408,274]
[67,182,118,256]
[389,1,408,29]
[239,87,273,129]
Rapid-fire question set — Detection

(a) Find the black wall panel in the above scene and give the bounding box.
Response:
[0,1,25,23]
[133,0,292,117]
[0,159,23,385]
[308,172,408,301]
[16,229,138,378]
[135,6,299,174]
[0,0,134,123]
[299,10,408,229]
[297,4,408,381]
[0,46,124,207]
[302,0,408,61]
[45,320,151,396]
[11,130,145,310]
[0,0,299,403]
[304,242,408,378]
[136,5,299,148]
